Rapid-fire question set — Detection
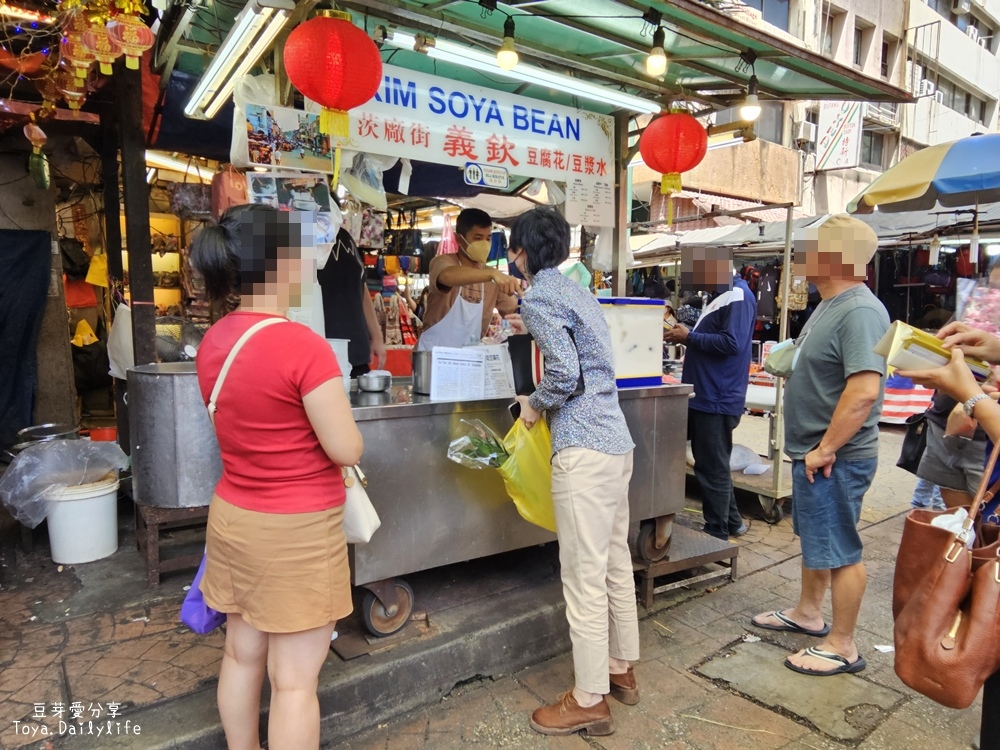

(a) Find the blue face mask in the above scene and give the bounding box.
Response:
[508,253,526,280]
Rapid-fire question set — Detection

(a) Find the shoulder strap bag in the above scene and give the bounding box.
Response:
[892,438,1000,708]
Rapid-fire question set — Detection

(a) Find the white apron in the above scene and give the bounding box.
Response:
[416,286,484,351]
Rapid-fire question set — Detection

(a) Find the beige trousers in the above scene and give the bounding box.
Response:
[551,447,640,694]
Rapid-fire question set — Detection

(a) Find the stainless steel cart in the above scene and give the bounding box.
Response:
[349,382,692,635]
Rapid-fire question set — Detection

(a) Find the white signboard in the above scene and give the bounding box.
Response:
[816,101,863,171]
[565,177,615,227]
[236,65,615,186]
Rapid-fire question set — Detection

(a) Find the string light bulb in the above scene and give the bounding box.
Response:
[739,74,761,122]
[431,204,445,228]
[646,27,667,77]
[496,16,518,71]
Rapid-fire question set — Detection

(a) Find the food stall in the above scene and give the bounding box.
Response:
[129,362,690,635]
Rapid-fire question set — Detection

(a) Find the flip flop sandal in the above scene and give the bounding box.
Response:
[750,610,831,637]
[784,647,867,676]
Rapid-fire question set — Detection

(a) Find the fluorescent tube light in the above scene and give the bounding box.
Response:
[145,152,214,183]
[184,0,294,120]
[388,31,660,114]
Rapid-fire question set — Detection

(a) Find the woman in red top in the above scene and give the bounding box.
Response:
[191,205,363,750]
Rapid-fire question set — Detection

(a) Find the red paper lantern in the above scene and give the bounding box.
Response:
[82,25,123,76]
[639,111,708,193]
[106,17,154,71]
[283,14,381,136]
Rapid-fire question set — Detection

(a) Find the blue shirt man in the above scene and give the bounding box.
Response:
[666,267,757,541]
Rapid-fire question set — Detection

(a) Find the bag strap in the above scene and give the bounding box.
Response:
[208,318,287,425]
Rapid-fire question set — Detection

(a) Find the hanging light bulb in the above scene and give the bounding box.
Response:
[971,232,980,270]
[739,75,761,122]
[646,27,667,77]
[497,16,518,70]
[431,204,445,228]
[929,234,941,266]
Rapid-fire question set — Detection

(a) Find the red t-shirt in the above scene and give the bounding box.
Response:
[196,312,346,513]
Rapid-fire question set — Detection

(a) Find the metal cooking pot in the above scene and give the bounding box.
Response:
[17,423,79,442]
[412,351,432,395]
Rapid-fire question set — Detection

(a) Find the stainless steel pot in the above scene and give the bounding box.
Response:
[412,350,432,395]
[17,423,79,442]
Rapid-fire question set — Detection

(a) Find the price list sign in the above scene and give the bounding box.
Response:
[565,177,614,227]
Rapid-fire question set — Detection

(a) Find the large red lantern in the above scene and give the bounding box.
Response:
[284,12,382,137]
[639,111,708,190]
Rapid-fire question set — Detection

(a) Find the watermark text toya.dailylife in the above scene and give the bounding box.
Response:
[10,701,141,739]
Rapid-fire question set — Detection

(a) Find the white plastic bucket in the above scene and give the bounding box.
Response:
[326,339,351,393]
[46,473,120,564]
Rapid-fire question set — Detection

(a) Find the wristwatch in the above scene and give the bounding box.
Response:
[963,393,989,417]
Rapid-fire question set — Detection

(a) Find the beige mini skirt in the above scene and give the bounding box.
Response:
[200,496,353,633]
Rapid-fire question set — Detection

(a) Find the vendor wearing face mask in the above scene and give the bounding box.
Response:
[416,208,521,351]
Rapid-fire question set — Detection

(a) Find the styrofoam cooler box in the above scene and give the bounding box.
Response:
[598,297,665,388]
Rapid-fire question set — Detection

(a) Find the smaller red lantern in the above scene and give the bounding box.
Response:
[60,38,94,83]
[639,111,708,224]
[106,16,154,70]
[82,24,123,75]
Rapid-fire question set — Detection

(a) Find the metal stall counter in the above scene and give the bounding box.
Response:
[348,380,691,636]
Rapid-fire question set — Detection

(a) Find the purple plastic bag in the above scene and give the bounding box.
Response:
[180,555,226,634]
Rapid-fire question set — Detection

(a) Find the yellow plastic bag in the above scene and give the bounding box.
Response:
[498,419,557,532]
[85,253,108,288]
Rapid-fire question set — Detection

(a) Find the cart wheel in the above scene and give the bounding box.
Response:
[637,522,671,563]
[362,580,414,637]
[760,496,784,525]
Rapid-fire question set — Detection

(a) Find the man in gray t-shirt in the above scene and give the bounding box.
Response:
[752,215,889,679]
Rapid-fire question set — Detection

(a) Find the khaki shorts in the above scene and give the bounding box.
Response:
[201,496,353,633]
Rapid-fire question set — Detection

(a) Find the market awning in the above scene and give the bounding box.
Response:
[163,0,911,122]
[326,0,910,113]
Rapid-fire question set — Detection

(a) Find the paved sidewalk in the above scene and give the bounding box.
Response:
[0,418,983,749]
[327,422,984,750]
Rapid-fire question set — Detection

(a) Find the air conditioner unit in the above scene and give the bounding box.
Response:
[967,26,980,42]
[979,37,990,49]
[934,90,946,104]
[953,0,972,15]
[793,120,818,143]
[918,79,936,97]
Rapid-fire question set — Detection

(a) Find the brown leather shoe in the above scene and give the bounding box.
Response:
[529,692,615,736]
[609,668,640,705]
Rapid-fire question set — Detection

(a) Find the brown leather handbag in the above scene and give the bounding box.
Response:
[892,440,1000,709]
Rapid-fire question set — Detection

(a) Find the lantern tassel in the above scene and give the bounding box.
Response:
[661,172,681,227]
[319,107,350,187]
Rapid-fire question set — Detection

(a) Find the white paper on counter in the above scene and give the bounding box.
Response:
[430,347,485,401]
[481,344,516,400]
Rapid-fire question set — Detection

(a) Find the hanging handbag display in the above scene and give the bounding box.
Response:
[211,165,248,221]
[896,411,929,475]
[170,158,212,218]
[892,439,1000,709]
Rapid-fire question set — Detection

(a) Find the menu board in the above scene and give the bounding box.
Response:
[565,178,615,228]
[429,344,516,401]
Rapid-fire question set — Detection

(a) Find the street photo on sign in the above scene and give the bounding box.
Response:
[247,174,332,213]
[245,105,332,172]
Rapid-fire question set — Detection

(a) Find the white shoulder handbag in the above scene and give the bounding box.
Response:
[209,317,380,544]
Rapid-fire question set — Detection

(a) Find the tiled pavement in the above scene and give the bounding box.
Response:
[0,418,986,749]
